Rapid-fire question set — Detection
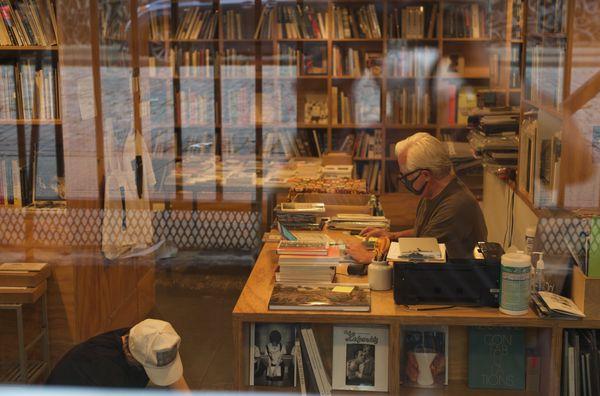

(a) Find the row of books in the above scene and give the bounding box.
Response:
[387,46,437,78]
[179,88,215,126]
[257,87,299,125]
[331,85,380,125]
[221,85,254,125]
[352,129,383,159]
[0,0,57,46]
[221,48,254,77]
[386,85,433,125]
[0,159,22,207]
[332,5,381,39]
[527,43,565,108]
[263,129,324,159]
[148,11,170,41]
[254,4,327,40]
[388,5,438,39]
[279,45,327,76]
[356,161,380,193]
[332,47,381,77]
[174,8,218,40]
[440,83,478,126]
[562,329,600,396]
[0,61,58,120]
[148,48,214,78]
[442,3,488,39]
[223,9,249,40]
[533,0,567,34]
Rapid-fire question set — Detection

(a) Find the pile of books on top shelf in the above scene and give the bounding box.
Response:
[327,214,389,232]
[289,178,367,194]
[332,5,381,39]
[467,108,519,168]
[443,3,488,38]
[0,0,58,46]
[274,202,325,231]
[275,240,339,283]
[254,4,327,40]
[174,8,217,40]
[388,5,438,39]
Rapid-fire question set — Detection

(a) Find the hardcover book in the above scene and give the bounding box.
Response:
[401,326,448,388]
[332,325,389,392]
[468,326,525,390]
[268,283,370,312]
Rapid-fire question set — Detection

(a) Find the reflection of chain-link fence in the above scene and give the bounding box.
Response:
[0,208,261,251]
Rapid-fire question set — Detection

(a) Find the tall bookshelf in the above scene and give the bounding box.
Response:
[0,0,63,208]
[517,0,600,211]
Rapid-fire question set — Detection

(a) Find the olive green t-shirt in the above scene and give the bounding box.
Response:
[414,177,487,259]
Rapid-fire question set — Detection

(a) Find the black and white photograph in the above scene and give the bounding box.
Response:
[249,323,297,387]
[333,325,388,392]
[345,343,375,386]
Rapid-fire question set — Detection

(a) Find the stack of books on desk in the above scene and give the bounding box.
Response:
[327,214,389,232]
[274,202,325,230]
[276,243,340,283]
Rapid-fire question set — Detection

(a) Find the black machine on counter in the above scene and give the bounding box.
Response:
[393,242,504,307]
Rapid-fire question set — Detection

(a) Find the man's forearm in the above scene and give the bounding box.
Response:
[390,228,415,239]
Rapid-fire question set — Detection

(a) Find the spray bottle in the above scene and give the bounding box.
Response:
[533,252,545,292]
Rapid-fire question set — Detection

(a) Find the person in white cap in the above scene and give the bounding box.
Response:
[46,319,189,390]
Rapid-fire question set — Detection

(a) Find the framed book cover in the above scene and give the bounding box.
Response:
[249,323,297,387]
[401,325,448,388]
[332,325,388,392]
[468,326,526,390]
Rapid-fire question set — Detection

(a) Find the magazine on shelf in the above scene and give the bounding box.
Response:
[332,325,389,392]
[268,283,370,312]
[249,323,297,387]
[400,326,448,388]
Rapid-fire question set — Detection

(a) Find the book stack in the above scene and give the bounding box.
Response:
[332,5,381,39]
[328,214,389,232]
[275,4,327,39]
[274,202,324,231]
[174,8,217,40]
[388,5,438,39]
[149,11,170,40]
[562,329,599,396]
[0,0,58,46]
[443,3,488,38]
[353,130,383,159]
[276,243,339,283]
[289,178,367,194]
[386,85,432,125]
[387,46,437,78]
[321,165,353,179]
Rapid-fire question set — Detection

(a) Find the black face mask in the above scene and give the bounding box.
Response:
[399,168,427,195]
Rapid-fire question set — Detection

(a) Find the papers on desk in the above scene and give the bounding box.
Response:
[531,291,585,319]
[387,238,446,263]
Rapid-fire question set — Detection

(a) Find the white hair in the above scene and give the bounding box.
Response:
[394,132,452,178]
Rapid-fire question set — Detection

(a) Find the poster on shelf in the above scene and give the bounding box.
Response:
[332,325,388,392]
[400,325,448,388]
[249,323,297,387]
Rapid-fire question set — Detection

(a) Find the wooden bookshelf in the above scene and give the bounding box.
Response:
[517,0,600,211]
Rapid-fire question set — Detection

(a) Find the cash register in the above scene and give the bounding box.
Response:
[392,241,504,307]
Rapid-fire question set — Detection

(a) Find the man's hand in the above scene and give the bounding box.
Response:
[359,227,391,238]
[345,240,374,265]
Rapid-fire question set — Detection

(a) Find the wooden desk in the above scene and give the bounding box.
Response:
[233,233,600,395]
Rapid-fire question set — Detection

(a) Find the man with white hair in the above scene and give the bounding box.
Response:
[347,132,487,261]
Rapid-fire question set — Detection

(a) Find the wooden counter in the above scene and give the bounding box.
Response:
[232,233,600,395]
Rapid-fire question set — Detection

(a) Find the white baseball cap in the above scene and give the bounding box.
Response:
[128,319,183,386]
